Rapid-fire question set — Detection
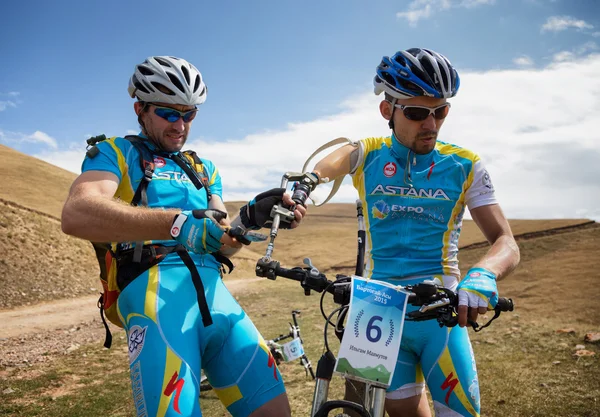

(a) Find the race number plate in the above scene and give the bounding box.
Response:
[281,338,305,362]
[334,276,409,387]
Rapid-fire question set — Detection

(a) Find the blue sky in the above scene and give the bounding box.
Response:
[1,0,599,220]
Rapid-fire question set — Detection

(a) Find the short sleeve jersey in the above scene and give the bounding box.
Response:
[81,135,222,247]
[350,135,497,280]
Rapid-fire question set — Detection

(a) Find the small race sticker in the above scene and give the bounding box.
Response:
[383,162,396,177]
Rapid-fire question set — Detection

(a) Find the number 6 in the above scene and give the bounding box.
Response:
[366,316,383,343]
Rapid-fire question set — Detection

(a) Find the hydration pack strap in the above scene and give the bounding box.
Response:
[301,137,357,207]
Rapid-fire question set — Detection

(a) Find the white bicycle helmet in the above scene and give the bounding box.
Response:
[128,56,207,106]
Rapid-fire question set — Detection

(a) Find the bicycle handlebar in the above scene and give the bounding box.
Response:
[256,257,513,330]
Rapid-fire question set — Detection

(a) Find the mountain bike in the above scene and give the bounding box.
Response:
[255,256,514,417]
[200,309,315,393]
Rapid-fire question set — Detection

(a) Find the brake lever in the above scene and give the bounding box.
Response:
[226,225,268,245]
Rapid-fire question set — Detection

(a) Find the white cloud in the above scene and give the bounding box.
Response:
[396,0,494,26]
[552,50,574,62]
[513,55,534,67]
[0,91,21,111]
[34,53,600,221]
[34,149,84,174]
[541,15,594,33]
[0,101,17,111]
[0,129,58,149]
[576,41,598,54]
[551,41,598,63]
[397,5,432,26]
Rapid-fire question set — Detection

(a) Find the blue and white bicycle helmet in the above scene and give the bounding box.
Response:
[373,48,460,99]
[128,56,207,106]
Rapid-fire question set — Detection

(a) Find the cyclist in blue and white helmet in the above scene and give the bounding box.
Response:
[309,48,519,417]
[373,48,460,154]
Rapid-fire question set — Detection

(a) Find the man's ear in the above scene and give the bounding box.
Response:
[379,100,393,121]
[134,101,144,116]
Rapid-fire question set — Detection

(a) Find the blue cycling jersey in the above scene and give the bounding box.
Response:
[351,135,496,281]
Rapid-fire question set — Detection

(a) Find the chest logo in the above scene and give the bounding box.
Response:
[383,162,397,178]
[154,157,166,168]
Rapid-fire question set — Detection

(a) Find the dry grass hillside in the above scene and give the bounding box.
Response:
[0,144,76,219]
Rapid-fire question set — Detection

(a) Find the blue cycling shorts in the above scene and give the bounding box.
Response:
[117,253,285,417]
[385,276,480,417]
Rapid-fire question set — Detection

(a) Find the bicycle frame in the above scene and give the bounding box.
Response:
[267,310,315,379]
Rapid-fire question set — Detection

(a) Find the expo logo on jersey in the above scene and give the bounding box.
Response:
[383,162,396,178]
[154,157,166,168]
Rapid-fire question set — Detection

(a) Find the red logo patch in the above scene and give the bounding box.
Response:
[383,162,397,177]
[164,371,185,414]
[154,157,166,168]
[441,372,459,404]
[470,272,481,278]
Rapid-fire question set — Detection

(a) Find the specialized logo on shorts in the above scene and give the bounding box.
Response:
[154,157,166,168]
[128,325,148,364]
[371,200,390,219]
[441,372,459,404]
[259,337,279,381]
[164,371,185,414]
[383,162,397,177]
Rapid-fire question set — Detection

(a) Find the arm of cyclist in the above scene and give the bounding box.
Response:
[61,170,237,251]
[312,141,357,183]
[457,204,520,327]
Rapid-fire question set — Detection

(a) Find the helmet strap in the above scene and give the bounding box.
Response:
[388,97,397,130]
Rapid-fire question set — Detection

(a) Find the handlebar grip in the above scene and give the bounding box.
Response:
[495,297,514,312]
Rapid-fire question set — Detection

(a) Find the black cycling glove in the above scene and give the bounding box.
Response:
[239,188,293,230]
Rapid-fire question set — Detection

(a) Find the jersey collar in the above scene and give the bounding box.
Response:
[390,133,435,168]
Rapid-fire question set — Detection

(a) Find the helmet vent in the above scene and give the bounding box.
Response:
[132,75,150,94]
[138,66,154,76]
[380,71,397,86]
[397,78,423,95]
[155,57,172,68]
[393,54,407,67]
[193,74,201,93]
[151,82,175,96]
[167,73,186,93]
[420,59,437,85]
[181,65,190,84]
[439,67,449,88]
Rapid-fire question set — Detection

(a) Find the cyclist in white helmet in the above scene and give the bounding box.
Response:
[309,48,520,417]
[62,56,305,417]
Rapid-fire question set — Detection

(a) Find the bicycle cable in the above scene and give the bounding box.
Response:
[323,305,345,352]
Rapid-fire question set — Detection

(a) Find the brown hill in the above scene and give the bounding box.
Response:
[0,144,77,219]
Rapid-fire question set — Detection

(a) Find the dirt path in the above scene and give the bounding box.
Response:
[0,277,261,339]
[0,277,262,368]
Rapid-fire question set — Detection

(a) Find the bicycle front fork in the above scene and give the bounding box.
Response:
[310,350,386,417]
